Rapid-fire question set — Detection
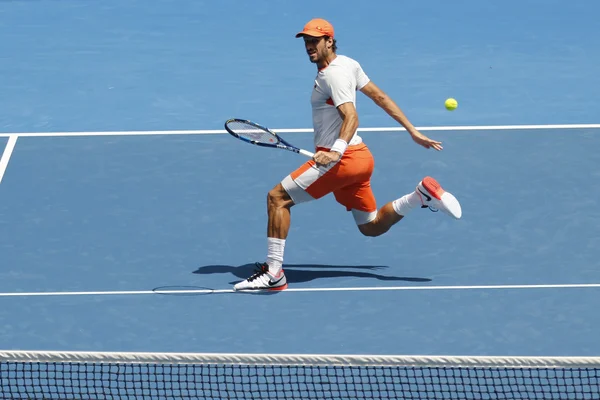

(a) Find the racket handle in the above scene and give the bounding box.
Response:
[299,149,315,158]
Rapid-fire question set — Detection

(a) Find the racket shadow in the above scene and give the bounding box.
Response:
[193,264,431,285]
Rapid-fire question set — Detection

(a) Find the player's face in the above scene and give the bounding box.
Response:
[303,36,329,63]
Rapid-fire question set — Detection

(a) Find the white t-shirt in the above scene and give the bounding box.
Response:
[310,55,370,149]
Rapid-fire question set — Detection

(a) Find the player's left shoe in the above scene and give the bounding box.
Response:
[416,176,462,219]
[233,262,288,291]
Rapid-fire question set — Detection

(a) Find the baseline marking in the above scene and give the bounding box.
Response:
[0,124,599,138]
[0,283,599,297]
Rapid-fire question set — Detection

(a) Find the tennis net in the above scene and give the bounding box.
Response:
[0,350,599,399]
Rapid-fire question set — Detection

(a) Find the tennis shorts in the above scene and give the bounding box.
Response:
[281,142,377,225]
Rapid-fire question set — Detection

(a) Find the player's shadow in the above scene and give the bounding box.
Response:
[193,263,431,285]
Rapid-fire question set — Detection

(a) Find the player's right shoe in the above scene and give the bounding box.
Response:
[233,262,288,292]
[416,176,462,219]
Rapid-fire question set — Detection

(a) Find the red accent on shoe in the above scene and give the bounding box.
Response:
[422,176,445,200]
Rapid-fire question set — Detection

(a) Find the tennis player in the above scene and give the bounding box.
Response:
[234,18,462,291]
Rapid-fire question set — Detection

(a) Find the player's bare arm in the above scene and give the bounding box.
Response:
[360,81,443,151]
[313,102,359,166]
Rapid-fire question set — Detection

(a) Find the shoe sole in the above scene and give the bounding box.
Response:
[268,283,288,291]
[422,176,444,200]
[234,283,288,292]
[422,176,462,219]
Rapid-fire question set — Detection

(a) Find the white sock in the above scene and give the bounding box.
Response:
[392,190,422,216]
[266,237,285,275]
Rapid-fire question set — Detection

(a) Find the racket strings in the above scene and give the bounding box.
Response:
[227,121,278,144]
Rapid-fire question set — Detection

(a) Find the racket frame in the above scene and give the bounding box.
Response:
[224,118,314,158]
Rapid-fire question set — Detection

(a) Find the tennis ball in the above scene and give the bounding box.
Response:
[444,98,458,111]
[445,98,458,111]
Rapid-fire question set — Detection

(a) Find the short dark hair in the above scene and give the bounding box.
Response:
[325,36,337,52]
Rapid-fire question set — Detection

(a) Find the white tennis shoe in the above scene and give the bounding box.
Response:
[233,262,288,291]
[416,176,462,219]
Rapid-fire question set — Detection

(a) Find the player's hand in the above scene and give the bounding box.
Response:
[410,130,443,151]
[313,150,341,166]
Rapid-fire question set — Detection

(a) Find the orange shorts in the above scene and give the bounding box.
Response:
[281,142,378,224]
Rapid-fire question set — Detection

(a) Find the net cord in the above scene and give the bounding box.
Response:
[1,350,599,369]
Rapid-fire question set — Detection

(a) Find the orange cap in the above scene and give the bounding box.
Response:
[295,18,334,38]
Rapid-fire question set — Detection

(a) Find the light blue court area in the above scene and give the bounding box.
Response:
[0,0,599,368]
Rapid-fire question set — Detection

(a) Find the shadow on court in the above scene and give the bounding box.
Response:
[193,264,432,285]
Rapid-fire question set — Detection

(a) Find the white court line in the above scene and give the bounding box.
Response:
[0,124,599,138]
[0,135,18,184]
[0,283,599,297]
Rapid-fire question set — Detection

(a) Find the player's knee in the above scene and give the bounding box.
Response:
[267,184,293,210]
[358,223,382,237]
[354,210,382,237]
[357,221,390,237]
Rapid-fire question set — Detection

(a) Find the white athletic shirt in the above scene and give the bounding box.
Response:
[310,55,370,149]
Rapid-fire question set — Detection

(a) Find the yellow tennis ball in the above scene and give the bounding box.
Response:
[445,98,458,111]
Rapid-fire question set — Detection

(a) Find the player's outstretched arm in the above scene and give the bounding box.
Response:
[360,81,443,151]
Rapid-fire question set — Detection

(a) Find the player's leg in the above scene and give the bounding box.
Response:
[267,182,294,240]
[355,202,403,237]
[329,144,461,236]
[232,181,295,292]
[357,176,463,237]
[233,156,342,291]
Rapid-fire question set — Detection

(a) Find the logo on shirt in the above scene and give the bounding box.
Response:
[311,81,334,106]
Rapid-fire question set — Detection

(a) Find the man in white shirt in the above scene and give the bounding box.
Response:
[234,18,462,291]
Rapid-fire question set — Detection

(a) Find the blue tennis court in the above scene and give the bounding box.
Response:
[0,0,599,398]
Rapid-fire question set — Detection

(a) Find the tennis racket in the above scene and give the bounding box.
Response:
[224,118,314,158]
